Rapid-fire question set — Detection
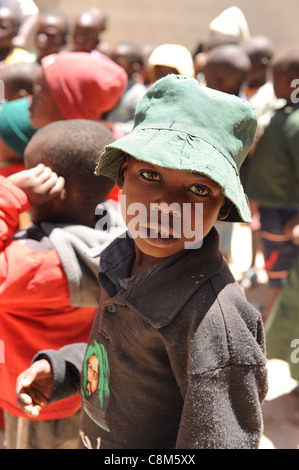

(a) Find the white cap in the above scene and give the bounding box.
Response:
[209,7,251,41]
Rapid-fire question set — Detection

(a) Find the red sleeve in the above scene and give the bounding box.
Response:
[0,175,30,248]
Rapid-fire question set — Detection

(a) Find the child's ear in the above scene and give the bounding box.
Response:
[116,154,129,189]
[218,198,232,221]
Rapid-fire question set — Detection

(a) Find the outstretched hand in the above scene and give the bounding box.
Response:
[7,164,65,206]
[16,359,54,418]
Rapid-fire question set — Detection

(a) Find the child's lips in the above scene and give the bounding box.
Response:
[139,225,180,245]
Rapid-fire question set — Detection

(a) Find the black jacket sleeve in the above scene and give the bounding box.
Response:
[33,342,87,403]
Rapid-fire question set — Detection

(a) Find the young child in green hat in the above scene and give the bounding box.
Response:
[16,75,267,449]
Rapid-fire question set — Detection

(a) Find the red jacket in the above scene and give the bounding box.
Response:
[0,176,110,420]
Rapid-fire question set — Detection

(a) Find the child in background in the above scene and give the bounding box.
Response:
[203,43,251,95]
[33,10,69,62]
[0,6,34,64]
[71,7,109,56]
[17,75,267,449]
[0,61,39,101]
[3,0,39,51]
[147,43,195,83]
[246,46,299,323]
[0,119,124,449]
[203,44,251,262]
[240,35,285,289]
[28,51,127,130]
[106,41,147,135]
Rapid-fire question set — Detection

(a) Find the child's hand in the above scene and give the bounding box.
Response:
[283,212,299,237]
[292,225,299,245]
[16,359,54,418]
[7,164,65,206]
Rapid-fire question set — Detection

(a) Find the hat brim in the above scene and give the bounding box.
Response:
[95,127,252,223]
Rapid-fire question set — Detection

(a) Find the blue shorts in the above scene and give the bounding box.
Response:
[259,207,299,287]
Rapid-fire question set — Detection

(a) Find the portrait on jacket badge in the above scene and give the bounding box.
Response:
[82,340,110,432]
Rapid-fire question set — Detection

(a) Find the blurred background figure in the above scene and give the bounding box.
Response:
[32,9,69,62]
[0,61,39,101]
[106,40,147,136]
[71,7,109,55]
[147,43,195,84]
[240,35,284,290]
[207,6,251,50]
[0,5,35,64]
[204,43,251,263]
[204,43,251,95]
[140,43,156,87]
[1,0,39,50]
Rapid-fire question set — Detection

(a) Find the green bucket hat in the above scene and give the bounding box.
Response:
[0,97,36,158]
[95,74,257,223]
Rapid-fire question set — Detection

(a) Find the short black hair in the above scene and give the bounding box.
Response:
[0,62,40,95]
[38,9,70,36]
[271,46,299,76]
[24,119,115,205]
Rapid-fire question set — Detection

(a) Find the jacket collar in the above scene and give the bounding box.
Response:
[99,228,224,328]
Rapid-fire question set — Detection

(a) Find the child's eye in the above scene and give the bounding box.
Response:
[140,170,161,181]
[188,184,211,196]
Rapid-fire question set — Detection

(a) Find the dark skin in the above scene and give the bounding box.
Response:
[72,11,106,53]
[109,43,142,79]
[29,66,65,130]
[117,155,231,276]
[35,14,68,60]
[0,7,19,61]
[7,163,65,217]
[272,63,297,105]
[8,139,95,228]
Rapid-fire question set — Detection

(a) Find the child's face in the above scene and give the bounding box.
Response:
[204,63,245,96]
[118,155,230,259]
[0,8,17,49]
[35,16,67,59]
[29,67,65,129]
[72,15,100,52]
[110,45,137,78]
[272,64,294,103]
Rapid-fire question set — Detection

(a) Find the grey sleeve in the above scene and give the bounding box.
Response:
[33,342,87,403]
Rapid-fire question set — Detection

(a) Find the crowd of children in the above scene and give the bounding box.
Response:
[0,3,298,450]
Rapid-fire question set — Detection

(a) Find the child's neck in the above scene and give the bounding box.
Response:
[130,248,166,277]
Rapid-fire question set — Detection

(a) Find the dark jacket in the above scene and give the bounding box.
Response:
[36,228,267,449]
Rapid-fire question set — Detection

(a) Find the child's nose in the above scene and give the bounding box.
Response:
[150,201,181,217]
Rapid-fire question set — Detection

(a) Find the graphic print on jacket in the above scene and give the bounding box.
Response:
[81,340,110,432]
